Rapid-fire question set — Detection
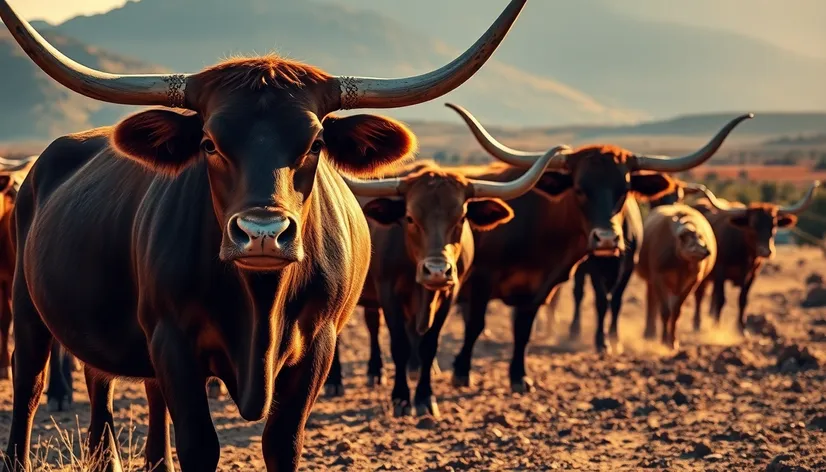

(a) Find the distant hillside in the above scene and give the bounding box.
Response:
[0,28,165,140]
[326,0,826,119]
[27,0,641,129]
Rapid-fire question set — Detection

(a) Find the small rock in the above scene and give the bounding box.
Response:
[334,440,352,453]
[332,456,355,467]
[801,285,826,308]
[765,452,811,472]
[676,372,695,386]
[639,457,671,468]
[672,389,690,406]
[805,272,823,286]
[691,440,713,457]
[558,428,572,437]
[808,415,826,431]
[590,397,623,411]
[484,412,513,428]
[777,344,821,371]
[746,314,780,339]
[416,417,438,430]
[790,379,805,393]
[705,453,724,461]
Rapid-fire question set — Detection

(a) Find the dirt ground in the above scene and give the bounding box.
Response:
[0,246,824,471]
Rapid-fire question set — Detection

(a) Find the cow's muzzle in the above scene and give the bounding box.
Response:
[588,228,622,257]
[756,245,774,259]
[416,257,455,291]
[225,208,302,270]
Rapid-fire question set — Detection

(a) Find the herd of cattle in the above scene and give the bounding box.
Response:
[0,0,819,471]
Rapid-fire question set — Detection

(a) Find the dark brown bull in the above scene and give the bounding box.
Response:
[543,178,713,344]
[0,0,528,469]
[638,202,717,349]
[445,103,753,391]
[325,149,565,416]
[691,182,819,334]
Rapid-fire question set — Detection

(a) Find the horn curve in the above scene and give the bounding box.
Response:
[335,0,528,110]
[342,145,571,199]
[683,183,736,214]
[0,1,190,107]
[468,145,571,199]
[445,102,554,167]
[779,181,820,215]
[631,114,754,172]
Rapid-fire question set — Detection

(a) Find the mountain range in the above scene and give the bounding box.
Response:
[1,0,823,142]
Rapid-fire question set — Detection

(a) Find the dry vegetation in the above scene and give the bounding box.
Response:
[1,246,824,471]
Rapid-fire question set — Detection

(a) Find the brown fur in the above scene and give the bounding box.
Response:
[637,204,716,349]
[194,55,332,94]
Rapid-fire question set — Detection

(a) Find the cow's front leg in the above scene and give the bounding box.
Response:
[262,322,336,472]
[413,301,452,418]
[149,321,218,472]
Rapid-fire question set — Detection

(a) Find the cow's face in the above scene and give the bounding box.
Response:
[672,220,711,262]
[0,174,15,216]
[728,205,795,259]
[363,169,514,291]
[531,147,675,256]
[112,60,414,272]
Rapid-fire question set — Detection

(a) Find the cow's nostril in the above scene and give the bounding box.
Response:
[444,264,454,278]
[276,219,296,247]
[228,214,251,246]
[421,264,432,276]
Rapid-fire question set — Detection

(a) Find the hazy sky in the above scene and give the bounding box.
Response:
[16,0,826,59]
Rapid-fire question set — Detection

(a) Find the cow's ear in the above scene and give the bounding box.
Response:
[322,114,416,178]
[0,175,12,193]
[362,198,406,226]
[630,172,676,201]
[777,214,798,228]
[466,198,515,231]
[533,171,573,200]
[729,214,751,228]
[113,108,203,176]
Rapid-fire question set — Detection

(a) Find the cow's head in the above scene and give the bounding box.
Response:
[699,182,819,259]
[446,103,753,257]
[344,149,564,334]
[670,217,712,263]
[1,0,528,273]
[0,156,37,217]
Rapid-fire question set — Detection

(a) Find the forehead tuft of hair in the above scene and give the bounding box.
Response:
[405,164,470,190]
[194,55,332,94]
[569,144,634,164]
[746,202,780,213]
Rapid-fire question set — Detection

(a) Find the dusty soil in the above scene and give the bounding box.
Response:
[0,246,824,471]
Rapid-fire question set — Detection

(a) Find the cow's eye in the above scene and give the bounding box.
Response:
[309,139,324,155]
[201,139,217,155]
[406,215,415,225]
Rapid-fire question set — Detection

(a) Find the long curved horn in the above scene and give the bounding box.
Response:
[631,114,754,172]
[779,181,821,215]
[0,1,190,107]
[469,145,571,199]
[683,183,736,214]
[445,103,556,168]
[340,175,405,198]
[334,0,527,110]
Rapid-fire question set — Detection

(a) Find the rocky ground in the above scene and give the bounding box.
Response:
[0,246,824,471]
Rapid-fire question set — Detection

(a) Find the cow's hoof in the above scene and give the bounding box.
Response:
[408,370,420,382]
[366,374,384,387]
[414,397,441,419]
[206,380,228,399]
[693,322,701,333]
[452,374,471,388]
[0,366,11,380]
[510,377,535,394]
[46,396,72,413]
[568,325,582,340]
[643,330,656,341]
[392,399,412,417]
[323,383,345,397]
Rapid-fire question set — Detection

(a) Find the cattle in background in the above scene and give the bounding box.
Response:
[445,103,753,391]
[0,0,527,469]
[551,178,718,349]
[691,182,820,334]
[325,148,566,416]
[638,202,717,349]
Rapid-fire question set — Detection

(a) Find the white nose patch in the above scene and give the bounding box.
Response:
[237,216,290,239]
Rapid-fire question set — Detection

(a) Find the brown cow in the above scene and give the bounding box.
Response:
[445,103,753,391]
[637,202,717,349]
[0,0,527,470]
[326,149,566,416]
[691,182,820,334]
